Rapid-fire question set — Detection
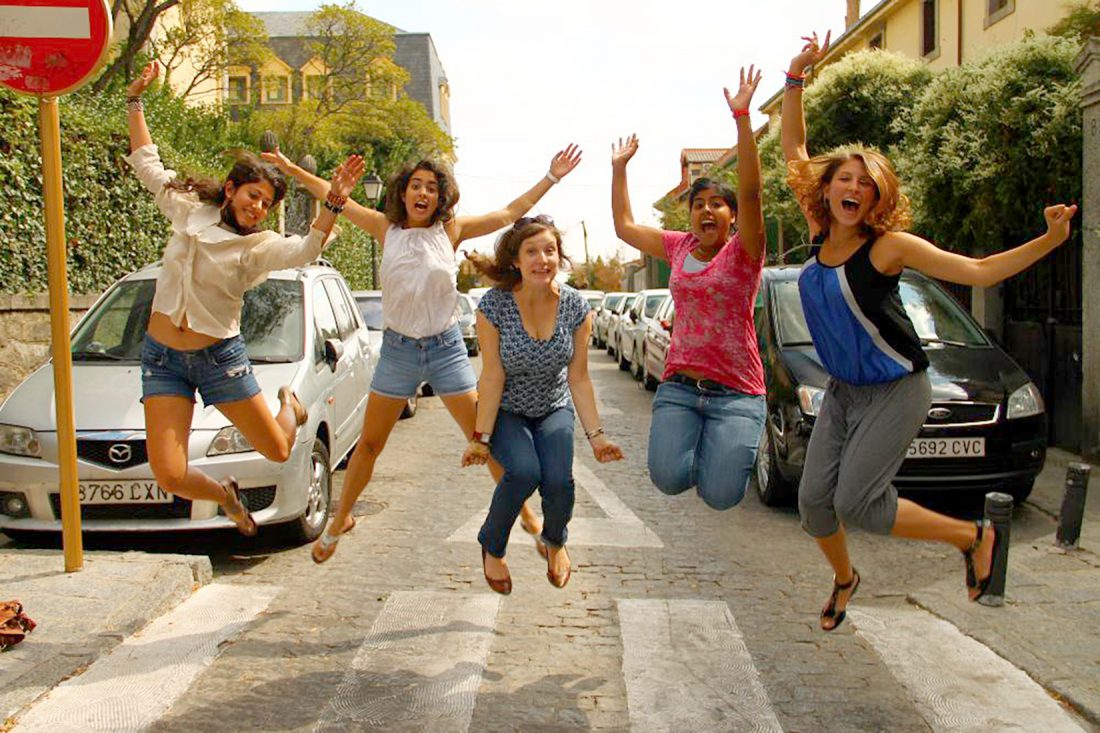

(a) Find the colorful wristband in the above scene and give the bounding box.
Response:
[732,109,750,120]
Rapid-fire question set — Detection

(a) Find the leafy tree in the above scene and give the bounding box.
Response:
[587,255,627,293]
[898,34,1082,255]
[1048,1,1100,43]
[654,194,689,232]
[151,0,272,98]
[94,0,181,92]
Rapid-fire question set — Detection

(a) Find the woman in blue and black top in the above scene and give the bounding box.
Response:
[462,216,623,594]
[782,33,1078,631]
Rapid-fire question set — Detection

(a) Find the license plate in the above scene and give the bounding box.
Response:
[906,437,986,459]
[78,481,173,505]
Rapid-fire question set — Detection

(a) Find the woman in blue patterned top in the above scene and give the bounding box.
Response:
[463,216,623,594]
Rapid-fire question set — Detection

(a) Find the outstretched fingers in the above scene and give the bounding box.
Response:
[331,154,365,197]
[550,143,583,179]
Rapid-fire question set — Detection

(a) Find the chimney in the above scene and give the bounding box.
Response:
[846,0,860,29]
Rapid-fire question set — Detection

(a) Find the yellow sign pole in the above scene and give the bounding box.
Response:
[39,96,83,572]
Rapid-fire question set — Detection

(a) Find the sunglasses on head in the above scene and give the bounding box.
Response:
[514,214,554,228]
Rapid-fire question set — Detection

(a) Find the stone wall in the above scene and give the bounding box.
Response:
[0,294,99,404]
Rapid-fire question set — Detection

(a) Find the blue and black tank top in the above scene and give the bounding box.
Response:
[798,233,928,385]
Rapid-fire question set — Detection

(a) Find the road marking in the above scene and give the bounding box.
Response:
[13,583,279,733]
[447,459,663,548]
[851,606,1086,733]
[314,591,499,732]
[0,7,91,39]
[617,599,783,732]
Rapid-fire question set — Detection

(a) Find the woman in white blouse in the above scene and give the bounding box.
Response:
[126,62,363,535]
[264,142,581,563]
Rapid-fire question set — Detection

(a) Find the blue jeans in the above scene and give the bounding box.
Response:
[478,406,575,558]
[647,380,766,510]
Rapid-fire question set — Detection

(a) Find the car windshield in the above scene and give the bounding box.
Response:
[70,279,305,363]
[644,295,666,318]
[355,296,384,330]
[772,277,988,348]
[585,294,604,309]
[604,294,624,311]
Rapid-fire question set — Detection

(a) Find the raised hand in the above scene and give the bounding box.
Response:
[549,143,583,181]
[724,65,763,113]
[259,146,293,174]
[1043,204,1078,246]
[590,434,624,463]
[127,61,159,97]
[611,135,639,170]
[329,154,365,199]
[790,30,831,74]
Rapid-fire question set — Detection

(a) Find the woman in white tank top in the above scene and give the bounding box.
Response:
[266,146,582,563]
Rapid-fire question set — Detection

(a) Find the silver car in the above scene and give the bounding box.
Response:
[594,292,627,349]
[642,297,675,391]
[607,293,640,360]
[457,293,479,356]
[0,263,372,543]
[618,288,670,378]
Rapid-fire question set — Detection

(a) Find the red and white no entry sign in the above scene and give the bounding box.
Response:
[0,0,111,96]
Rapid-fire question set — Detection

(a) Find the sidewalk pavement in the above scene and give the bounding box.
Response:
[911,447,1100,727]
[0,544,211,727]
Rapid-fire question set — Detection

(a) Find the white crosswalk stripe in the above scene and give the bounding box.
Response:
[313,591,500,733]
[13,583,279,733]
[447,459,664,548]
[617,598,784,733]
[850,606,1087,732]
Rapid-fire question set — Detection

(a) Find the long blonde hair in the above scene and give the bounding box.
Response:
[787,145,911,236]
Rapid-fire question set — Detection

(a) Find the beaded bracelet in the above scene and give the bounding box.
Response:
[323,197,345,215]
[785,72,806,89]
[126,96,144,112]
[585,426,605,441]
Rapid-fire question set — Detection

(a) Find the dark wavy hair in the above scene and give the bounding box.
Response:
[467,215,571,290]
[687,177,737,213]
[164,153,286,233]
[383,159,459,226]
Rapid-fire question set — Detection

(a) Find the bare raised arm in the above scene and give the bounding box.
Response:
[261,148,389,242]
[877,204,1078,287]
[724,66,765,262]
[780,31,829,165]
[610,135,665,260]
[126,61,159,152]
[451,144,582,246]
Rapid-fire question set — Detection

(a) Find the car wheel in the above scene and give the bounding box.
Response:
[755,424,793,507]
[1009,479,1035,506]
[400,394,418,419]
[289,438,331,543]
[630,347,644,381]
[643,360,659,391]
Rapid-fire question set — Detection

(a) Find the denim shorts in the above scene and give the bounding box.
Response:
[141,334,262,406]
[370,323,477,399]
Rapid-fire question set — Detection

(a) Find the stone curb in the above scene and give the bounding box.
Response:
[0,550,212,726]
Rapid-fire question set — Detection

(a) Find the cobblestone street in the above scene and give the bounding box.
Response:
[9,348,1095,732]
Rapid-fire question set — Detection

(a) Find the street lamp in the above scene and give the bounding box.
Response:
[361,173,384,288]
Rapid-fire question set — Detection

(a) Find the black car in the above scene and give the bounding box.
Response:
[752,266,1047,507]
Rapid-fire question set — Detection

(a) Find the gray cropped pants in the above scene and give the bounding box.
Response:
[798,371,932,538]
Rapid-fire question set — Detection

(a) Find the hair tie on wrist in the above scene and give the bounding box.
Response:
[545,171,561,185]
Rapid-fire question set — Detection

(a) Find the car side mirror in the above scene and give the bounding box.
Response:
[660,319,672,333]
[324,338,344,372]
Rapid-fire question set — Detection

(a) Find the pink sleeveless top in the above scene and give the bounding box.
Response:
[662,230,765,395]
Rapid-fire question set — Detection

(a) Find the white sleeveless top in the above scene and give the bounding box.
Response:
[379,221,460,338]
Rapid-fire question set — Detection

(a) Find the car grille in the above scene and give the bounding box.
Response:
[50,493,192,520]
[242,486,276,512]
[897,453,1014,478]
[77,439,148,470]
[923,403,998,428]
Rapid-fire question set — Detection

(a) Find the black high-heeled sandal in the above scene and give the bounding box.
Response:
[820,568,860,632]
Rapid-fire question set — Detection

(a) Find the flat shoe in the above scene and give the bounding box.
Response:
[311,515,356,564]
[221,477,257,537]
[482,546,512,595]
[279,386,308,427]
[546,546,571,589]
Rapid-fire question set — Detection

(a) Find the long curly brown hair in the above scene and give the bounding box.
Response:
[165,153,287,207]
[787,146,911,237]
[466,216,571,290]
[383,159,459,226]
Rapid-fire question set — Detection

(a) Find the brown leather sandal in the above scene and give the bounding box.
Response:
[278,386,308,427]
[221,477,257,537]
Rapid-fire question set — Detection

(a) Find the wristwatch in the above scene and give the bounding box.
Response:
[471,431,491,447]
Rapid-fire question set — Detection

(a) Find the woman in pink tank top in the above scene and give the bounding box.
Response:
[610,67,768,511]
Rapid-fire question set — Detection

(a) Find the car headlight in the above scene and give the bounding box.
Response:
[0,424,41,458]
[1007,382,1044,420]
[207,427,255,456]
[797,386,825,417]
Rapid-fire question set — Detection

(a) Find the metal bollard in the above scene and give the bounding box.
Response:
[977,491,1014,607]
[1056,463,1092,549]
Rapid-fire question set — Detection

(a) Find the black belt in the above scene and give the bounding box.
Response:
[666,373,735,393]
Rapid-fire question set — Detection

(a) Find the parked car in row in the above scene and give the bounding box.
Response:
[457,293,480,356]
[579,289,606,312]
[751,266,1047,507]
[594,292,628,348]
[351,290,424,417]
[618,289,670,377]
[606,293,640,361]
[0,262,373,543]
[641,297,675,391]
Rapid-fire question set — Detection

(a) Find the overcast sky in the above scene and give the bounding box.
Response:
[237,0,846,263]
